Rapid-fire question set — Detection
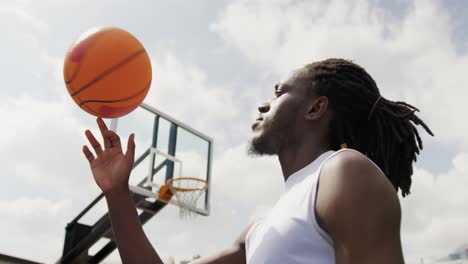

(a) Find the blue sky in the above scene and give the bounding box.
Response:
[1,0,468,263]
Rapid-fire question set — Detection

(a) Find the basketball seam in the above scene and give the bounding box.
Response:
[65,29,113,111]
[81,103,102,116]
[64,29,113,85]
[79,79,151,107]
[71,49,147,98]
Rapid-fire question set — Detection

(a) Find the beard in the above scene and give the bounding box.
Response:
[248,113,294,157]
[248,132,278,156]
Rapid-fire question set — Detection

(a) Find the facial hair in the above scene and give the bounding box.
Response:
[248,109,297,157]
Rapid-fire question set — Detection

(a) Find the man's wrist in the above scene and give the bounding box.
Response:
[104,185,131,201]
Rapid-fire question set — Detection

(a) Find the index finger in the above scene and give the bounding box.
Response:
[96,117,111,148]
[97,117,109,134]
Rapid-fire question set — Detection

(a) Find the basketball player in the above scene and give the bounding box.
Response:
[83,59,433,263]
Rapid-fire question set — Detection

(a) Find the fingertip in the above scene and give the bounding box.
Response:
[128,134,135,148]
[96,117,107,127]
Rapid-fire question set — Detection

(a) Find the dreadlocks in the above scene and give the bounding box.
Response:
[297,58,433,197]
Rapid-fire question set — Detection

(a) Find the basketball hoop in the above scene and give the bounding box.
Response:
[163,177,208,218]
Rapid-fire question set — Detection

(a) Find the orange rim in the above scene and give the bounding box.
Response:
[166,177,208,192]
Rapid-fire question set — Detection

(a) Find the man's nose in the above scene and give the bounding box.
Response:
[258,102,270,113]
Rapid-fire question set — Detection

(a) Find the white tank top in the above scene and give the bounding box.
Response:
[245,149,358,264]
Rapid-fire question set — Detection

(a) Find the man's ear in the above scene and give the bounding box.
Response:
[305,96,329,121]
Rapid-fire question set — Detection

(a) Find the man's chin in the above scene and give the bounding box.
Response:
[247,137,277,157]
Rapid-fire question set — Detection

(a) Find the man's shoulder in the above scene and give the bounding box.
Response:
[316,149,401,233]
[320,149,394,195]
[314,151,404,262]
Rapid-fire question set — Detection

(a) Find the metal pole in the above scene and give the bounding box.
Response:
[165,124,178,182]
[149,116,159,183]
[109,118,118,132]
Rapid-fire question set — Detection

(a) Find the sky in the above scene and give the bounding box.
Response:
[1,0,468,263]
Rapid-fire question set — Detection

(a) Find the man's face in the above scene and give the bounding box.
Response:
[249,72,308,156]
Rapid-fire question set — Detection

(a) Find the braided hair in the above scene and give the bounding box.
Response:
[298,58,433,197]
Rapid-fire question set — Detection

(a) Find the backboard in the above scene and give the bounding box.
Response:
[111,102,213,216]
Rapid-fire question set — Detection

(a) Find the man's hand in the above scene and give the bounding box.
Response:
[82,118,164,264]
[82,117,135,194]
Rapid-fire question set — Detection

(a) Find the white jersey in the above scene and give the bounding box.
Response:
[245,149,359,264]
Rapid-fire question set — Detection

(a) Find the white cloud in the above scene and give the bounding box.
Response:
[212,143,283,207]
[402,153,468,262]
[0,197,72,262]
[0,2,63,101]
[0,95,101,198]
[143,52,243,148]
[0,3,49,33]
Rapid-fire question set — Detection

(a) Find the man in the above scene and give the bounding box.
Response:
[83,58,433,263]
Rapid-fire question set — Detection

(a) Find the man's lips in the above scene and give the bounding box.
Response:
[251,118,263,130]
[251,122,260,130]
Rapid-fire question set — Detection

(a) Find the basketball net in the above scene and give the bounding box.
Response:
[163,177,208,219]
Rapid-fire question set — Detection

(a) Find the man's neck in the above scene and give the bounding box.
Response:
[278,138,329,181]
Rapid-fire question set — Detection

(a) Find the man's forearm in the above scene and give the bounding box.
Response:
[105,187,163,264]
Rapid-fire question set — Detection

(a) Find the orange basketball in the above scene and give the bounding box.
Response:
[63,27,152,118]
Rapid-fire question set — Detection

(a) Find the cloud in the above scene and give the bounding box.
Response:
[401,153,468,262]
[0,2,63,100]
[212,143,283,207]
[0,3,49,33]
[0,197,72,262]
[143,52,244,148]
[0,95,101,199]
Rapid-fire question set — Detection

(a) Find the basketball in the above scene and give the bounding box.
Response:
[63,27,152,118]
